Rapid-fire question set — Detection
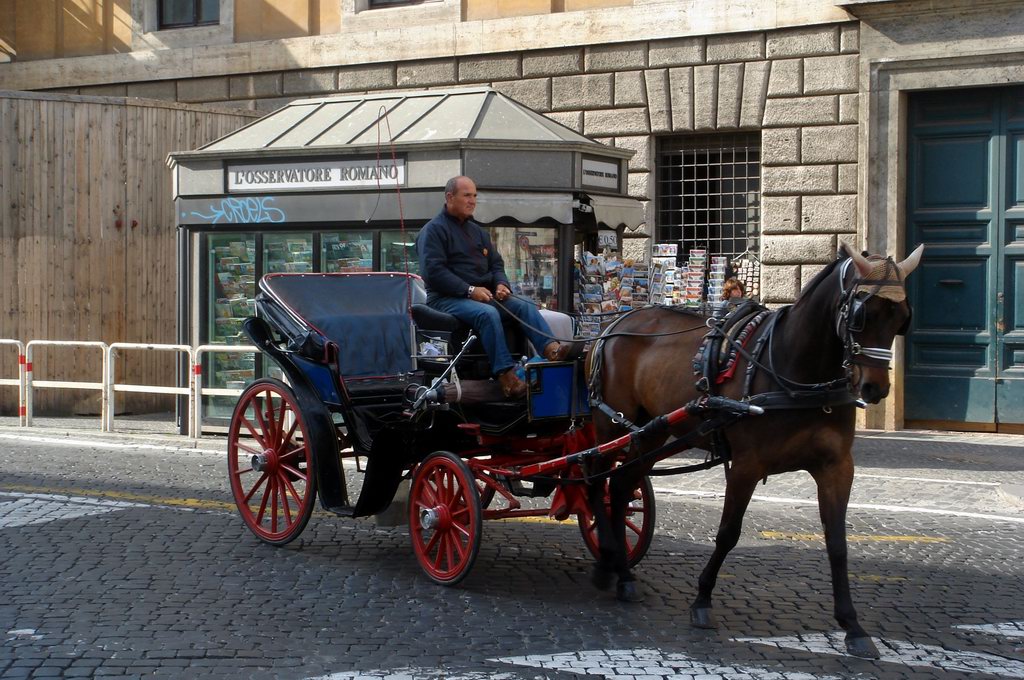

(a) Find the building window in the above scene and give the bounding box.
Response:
[367,0,426,7]
[159,0,219,29]
[656,133,761,260]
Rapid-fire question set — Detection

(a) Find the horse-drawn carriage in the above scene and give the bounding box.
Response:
[228,243,923,659]
[227,271,673,583]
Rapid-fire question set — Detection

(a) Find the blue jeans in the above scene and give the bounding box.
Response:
[428,295,556,376]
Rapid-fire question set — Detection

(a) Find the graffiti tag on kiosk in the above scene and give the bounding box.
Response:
[190,197,286,224]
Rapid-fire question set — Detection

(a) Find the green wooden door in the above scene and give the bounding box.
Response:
[905,87,1024,428]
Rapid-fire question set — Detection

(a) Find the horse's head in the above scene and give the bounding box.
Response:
[836,242,924,404]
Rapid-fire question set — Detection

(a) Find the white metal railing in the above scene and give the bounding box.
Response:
[0,339,27,426]
[104,343,195,434]
[25,340,109,429]
[192,344,258,438]
[4,340,269,437]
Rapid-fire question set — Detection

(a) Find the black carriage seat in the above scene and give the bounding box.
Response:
[409,279,537,381]
[257,273,418,401]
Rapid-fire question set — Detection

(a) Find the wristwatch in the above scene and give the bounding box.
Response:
[467,285,475,298]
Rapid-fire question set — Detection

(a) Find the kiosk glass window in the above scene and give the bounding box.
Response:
[207,233,257,418]
[489,225,558,309]
[264,234,313,273]
[322,232,373,272]
[381,230,420,274]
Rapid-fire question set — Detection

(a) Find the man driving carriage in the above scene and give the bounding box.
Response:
[416,176,570,399]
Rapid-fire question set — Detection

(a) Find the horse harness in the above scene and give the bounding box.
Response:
[585,255,910,478]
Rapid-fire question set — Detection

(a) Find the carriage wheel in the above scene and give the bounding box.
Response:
[228,379,317,546]
[578,475,656,568]
[409,451,482,586]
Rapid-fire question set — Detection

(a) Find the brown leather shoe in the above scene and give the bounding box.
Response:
[543,341,571,362]
[498,368,527,399]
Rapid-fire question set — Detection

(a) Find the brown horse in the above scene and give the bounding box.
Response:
[586,242,924,659]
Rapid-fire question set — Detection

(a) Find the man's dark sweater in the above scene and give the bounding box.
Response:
[416,208,510,302]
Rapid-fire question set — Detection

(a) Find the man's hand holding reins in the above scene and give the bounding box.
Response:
[470,286,493,303]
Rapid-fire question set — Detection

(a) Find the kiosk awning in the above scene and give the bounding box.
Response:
[473,191,574,224]
[586,194,646,230]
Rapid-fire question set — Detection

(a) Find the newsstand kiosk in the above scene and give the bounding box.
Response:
[168,86,644,429]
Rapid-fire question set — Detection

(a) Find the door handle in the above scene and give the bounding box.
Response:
[938,279,963,285]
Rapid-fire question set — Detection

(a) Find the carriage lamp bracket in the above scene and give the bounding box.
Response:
[409,333,478,412]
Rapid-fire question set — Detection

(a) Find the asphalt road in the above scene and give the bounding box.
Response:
[1,428,1022,680]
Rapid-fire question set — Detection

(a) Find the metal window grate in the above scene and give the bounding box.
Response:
[656,133,761,260]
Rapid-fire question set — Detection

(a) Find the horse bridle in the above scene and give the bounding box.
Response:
[835,257,910,375]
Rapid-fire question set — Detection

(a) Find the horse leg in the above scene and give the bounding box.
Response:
[607,467,646,602]
[690,469,758,629]
[585,463,617,592]
[812,462,880,659]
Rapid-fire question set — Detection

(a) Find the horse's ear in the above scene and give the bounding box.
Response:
[897,243,925,278]
[839,240,874,278]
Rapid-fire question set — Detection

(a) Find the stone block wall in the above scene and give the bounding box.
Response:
[72,21,860,304]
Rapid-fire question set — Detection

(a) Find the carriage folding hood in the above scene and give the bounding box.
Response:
[167,86,644,428]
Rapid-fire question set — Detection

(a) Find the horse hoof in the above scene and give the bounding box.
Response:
[689,607,717,629]
[591,564,614,591]
[616,580,643,602]
[846,636,880,659]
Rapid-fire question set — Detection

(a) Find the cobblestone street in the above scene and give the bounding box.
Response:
[0,425,1022,679]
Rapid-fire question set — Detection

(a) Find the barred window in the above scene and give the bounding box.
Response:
[656,133,761,260]
[159,0,219,29]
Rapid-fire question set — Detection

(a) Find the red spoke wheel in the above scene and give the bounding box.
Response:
[228,379,317,546]
[409,451,482,586]
[578,475,655,568]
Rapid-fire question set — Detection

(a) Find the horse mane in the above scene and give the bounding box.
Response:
[795,256,844,304]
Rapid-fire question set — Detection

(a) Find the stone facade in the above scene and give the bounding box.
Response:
[66,21,860,305]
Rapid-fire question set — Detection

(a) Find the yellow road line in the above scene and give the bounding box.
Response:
[0,484,235,512]
[759,530,949,544]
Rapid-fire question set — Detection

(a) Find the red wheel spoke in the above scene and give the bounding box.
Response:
[279,473,293,525]
[421,481,439,507]
[423,529,441,557]
[625,519,643,536]
[236,442,263,456]
[280,471,304,508]
[243,472,269,504]
[280,463,307,483]
[444,533,455,571]
[452,522,471,540]
[254,398,271,441]
[432,535,446,570]
[279,419,299,453]
[240,416,266,448]
[255,476,272,524]
[450,532,467,560]
[451,507,470,520]
[274,398,288,447]
[431,468,446,504]
[270,478,279,533]
[278,446,305,463]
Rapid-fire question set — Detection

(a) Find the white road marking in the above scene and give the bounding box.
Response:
[653,487,1024,524]
[857,473,999,486]
[0,491,148,529]
[6,629,43,641]
[955,622,1024,639]
[0,432,222,455]
[493,648,844,679]
[736,632,1024,678]
[306,670,520,680]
